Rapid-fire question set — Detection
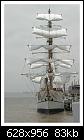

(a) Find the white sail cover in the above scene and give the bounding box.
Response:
[32,27,67,38]
[36,13,63,21]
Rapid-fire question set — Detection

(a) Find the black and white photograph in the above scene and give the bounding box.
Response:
[1,1,83,126]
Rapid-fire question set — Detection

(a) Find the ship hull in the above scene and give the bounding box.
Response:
[37,88,64,114]
[37,101,64,114]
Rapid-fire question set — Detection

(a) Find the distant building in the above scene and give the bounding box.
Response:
[68,84,80,102]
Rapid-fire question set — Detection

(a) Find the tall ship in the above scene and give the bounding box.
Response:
[21,9,77,113]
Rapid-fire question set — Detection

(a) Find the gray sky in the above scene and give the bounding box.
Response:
[4,4,80,96]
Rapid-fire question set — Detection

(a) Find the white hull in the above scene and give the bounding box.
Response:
[37,101,64,113]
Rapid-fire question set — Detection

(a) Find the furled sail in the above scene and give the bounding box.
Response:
[32,27,67,38]
[30,63,48,69]
[28,44,71,52]
[36,13,63,21]
[56,45,71,52]
[21,71,47,79]
[26,57,74,68]
[30,71,47,79]
[28,44,55,51]
[58,59,74,66]
[58,63,72,69]
[27,44,43,51]
[26,57,48,64]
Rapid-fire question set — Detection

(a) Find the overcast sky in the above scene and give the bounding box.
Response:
[4,4,80,96]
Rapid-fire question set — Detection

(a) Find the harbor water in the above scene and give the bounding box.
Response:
[4,94,79,123]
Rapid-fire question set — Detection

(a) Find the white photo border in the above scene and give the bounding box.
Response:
[1,1,83,126]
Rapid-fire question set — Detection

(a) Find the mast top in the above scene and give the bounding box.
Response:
[48,8,51,14]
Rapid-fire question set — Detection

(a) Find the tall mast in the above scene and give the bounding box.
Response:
[48,8,53,89]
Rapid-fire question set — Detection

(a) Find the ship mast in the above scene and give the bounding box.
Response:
[48,8,53,89]
[21,9,78,90]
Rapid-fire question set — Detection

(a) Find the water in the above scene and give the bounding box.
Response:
[4,96,75,123]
